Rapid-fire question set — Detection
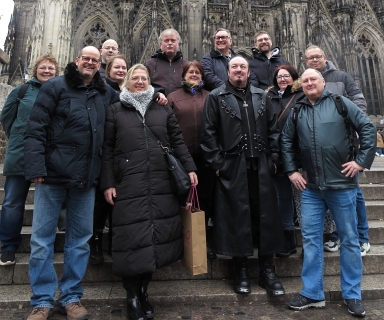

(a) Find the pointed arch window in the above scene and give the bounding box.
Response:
[356,34,383,115]
[82,22,111,49]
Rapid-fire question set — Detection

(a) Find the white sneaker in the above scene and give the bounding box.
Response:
[324,239,340,252]
[380,155,384,157]
[360,242,371,257]
[375,152,380,156]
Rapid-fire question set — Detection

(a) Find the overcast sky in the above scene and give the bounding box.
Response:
[0,0,14,50]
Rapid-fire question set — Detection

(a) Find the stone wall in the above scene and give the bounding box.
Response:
[0,83,13,163]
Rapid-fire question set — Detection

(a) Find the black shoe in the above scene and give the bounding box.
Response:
[344,299,366,317]
[288,294,325,310]
[0,251,15,266]
[126,287,146,320]
[276,230,297,258]
[233,258,251,294]
[140,278,154,319]
[259,264,285,296]
[89,232,104,265]
[207,247,217,259]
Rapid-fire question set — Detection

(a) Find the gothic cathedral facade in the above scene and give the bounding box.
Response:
[3,0,384,115]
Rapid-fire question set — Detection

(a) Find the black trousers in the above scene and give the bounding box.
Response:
[122,273,153,289]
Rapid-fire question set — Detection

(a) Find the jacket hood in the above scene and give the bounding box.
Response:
[210,47,236,59]
[321,60,337,75]
[252,46,282,60]
[64,62,107,93]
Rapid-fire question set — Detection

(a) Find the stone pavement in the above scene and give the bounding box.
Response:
[1,299,384,319]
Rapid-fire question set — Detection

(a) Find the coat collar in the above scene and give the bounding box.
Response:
[64,62,107,93]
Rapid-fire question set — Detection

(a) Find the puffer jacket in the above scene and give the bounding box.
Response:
[321,60,367,113]
[24,62,120,188]
[249,47,289,90]
[281,88,376,190]
[100,98,196,277]
[144,50,187,95]
[1,77,42,175]
[201,48,237,91]
[167,87,210,155]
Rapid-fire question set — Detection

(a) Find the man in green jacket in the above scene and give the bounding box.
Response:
[281,68,376,317]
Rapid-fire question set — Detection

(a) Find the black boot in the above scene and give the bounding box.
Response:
[233,257,251,294]
[125,282,146,320]
[206,226,217,259]
[276,230,297,258]
[258,258,285,296]
[139,274,154,319]
[89,231,104,265]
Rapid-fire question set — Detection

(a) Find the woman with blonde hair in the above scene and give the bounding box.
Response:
[100,64,197,320]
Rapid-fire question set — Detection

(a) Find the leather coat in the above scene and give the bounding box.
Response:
[201,82,284,256]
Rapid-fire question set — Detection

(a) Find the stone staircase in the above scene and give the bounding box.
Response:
[1,160,384,309]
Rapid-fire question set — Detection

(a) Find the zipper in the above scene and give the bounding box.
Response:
[311,106,320,188]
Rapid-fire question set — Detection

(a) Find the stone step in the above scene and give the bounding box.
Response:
[2,199,384,228]
[358,169,384,184]
[2,245,383,285]
[1,274,384,309]
[5,219,384,254]
[360,184,384,200]
[0,187,35,204]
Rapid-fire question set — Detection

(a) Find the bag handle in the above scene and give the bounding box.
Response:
[186,185,200,210]
[277,93,296,123]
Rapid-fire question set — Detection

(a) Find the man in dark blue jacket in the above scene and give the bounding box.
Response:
[249,31,289,90]
[281,68,376,317]
[201,28,237,91]
[24,46,119,320]
[305,45,370,256]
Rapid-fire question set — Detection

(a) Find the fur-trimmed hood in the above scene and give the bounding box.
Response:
[266,79,302,95]
[64,62,107,93]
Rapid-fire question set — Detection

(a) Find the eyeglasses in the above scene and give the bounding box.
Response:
[276,74,292,80]
[214,36,230,41]
[80,56,100,64]
[38,66,56,71]
[256,37,270,42]
[131,76,148,82]
[102,46,118,51]
[306,55,323,61]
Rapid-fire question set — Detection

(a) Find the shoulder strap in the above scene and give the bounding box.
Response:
[17,83,29,104]
[134,111,167,153]
[331,94,358,159]
[278,93,297,123]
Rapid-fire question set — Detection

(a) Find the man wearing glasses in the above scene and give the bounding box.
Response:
[305,45,370,258]
[249,31,289,90]
[99,39,120,80]
[24,46,119,320]
[201,28,237,91]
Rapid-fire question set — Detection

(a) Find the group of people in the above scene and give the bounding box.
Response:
[0,26,376,320]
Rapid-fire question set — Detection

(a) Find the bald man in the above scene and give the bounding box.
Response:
[24,46,120,320]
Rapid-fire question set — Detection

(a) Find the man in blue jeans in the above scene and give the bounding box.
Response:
[305,45,370,256]
[24,46,119,320]
[281,69,376,317]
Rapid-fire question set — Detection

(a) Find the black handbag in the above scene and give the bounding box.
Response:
[138,113,191,195]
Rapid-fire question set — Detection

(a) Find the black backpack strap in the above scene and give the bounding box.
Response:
[331,94,358,160]
[17,83,29,105]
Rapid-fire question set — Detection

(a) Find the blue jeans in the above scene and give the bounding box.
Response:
[300,187,362,301]
[0,176,31,252]
[329,173,369,243]
[29,184,95,308]
[273,175,295,230]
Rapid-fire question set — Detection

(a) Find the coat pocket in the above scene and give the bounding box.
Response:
[46,144,80,180]
[322,146,352,185]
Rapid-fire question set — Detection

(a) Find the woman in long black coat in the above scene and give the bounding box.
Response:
[100,64,197,320]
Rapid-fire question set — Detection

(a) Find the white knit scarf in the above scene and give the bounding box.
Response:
[119,85,155,117]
